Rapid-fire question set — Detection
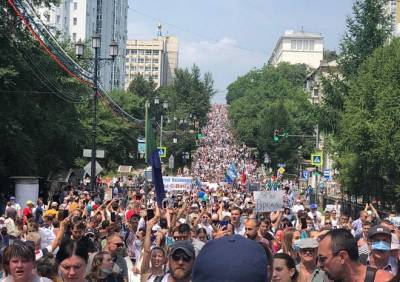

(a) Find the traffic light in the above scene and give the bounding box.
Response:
[273,129,280,143]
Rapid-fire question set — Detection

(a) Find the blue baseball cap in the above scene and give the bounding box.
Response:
[310,203,318,209]
[192,235,268,282]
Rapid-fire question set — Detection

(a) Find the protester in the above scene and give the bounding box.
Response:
[193,234,268,282]
[86,251,123,282]
[297,238,326,282]
[1,242,52,282]
[0,105,398,282]
[318,228,393,281]
[271,253,298,282]
[56,240,89,282]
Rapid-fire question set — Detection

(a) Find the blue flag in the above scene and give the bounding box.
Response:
[148,150,165,207]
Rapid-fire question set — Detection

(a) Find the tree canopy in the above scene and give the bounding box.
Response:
[227,63,316,173]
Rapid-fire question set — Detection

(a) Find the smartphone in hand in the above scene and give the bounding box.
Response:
[147,209,155,220]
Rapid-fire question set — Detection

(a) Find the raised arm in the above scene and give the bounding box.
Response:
[140,217,158,275]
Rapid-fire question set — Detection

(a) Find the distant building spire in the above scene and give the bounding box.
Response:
[157,22,162,36]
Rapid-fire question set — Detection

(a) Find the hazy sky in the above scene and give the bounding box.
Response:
[127,0,354,104]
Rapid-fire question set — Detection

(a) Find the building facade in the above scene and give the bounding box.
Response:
[386,0,400,37]
[305,60,338,105]
[37,0,128,90]
[268,30,324,69]
[125,36,179,89]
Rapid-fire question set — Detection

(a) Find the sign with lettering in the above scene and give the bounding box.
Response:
[254,191,284,212]
[162,177,193,192]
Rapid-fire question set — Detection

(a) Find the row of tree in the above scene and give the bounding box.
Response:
[0,0,214,191]
[317,0,400,208]
[227,0,400,209]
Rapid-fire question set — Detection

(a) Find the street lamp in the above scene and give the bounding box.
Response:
[75,35,118,192]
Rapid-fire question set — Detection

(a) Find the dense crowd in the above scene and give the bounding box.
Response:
[0,105,399,282]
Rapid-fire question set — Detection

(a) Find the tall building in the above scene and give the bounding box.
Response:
[125,26,179,89]
[36,0,128,90]
[268,30,324,69]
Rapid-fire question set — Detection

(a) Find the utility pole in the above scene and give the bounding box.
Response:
[90,46,98,192]
[160,115,163,147]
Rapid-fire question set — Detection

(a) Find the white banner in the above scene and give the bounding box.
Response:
[254,191,284,212]
[163,177,193,192]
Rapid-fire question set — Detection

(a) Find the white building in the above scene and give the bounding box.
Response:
[37,0,128,90]
[386,0,400,37]
[268,30,324,69]
[125,33,179,89]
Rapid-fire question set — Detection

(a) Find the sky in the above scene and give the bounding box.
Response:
[127,0,355,104]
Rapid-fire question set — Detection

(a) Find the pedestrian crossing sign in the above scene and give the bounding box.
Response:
[157,147,167,158]
[311,153,323,166]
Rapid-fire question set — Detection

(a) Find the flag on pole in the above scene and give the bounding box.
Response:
[146,108,165,207]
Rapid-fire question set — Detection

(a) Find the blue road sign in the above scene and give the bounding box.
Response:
[302,170,309,180]
[323,169,331,179]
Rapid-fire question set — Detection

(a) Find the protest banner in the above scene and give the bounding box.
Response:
[254,191,284,212]
[163,177,192,192]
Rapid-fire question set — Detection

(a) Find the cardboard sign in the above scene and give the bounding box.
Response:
[247,182,260,192]
[254,191,284,212]
[162,177,192,192]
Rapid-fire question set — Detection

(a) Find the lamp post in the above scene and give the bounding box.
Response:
[75,35,118,191]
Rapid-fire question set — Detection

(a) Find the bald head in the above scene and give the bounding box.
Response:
[245,219,258,240]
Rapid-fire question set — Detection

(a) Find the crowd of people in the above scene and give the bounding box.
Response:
[0,105,399,282]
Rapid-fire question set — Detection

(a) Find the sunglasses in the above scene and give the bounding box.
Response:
[325,222,332,225]
[114,242,124,247]
[301,248,316,254]
[171,252,191,262]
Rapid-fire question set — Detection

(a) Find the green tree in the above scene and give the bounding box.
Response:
[0,0,89,188]
[318,0,392,136]
[337,39,400,207]
[157,65,215,167]
[228,63,315,173]
[339,0,392,80]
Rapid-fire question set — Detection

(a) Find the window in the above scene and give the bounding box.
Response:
[145,58,151,63]
[73,18,77,25]
[145,66,151,71]
[153,58,159,64]
[313,88,319,97]
[291,40,296,50]
[131,50,137,55]
[138,50,144,55]
[138,58,144,63]
[296,40,302,50]
[311,40,315,51]
[303,40,309,51]
[131,58,137,63]
[44,14,50,22]
[74,2,78,10]
[146,50,152,55]
[153,67,158,71]
[56,15,60,24]
[72,33,76,42]
[153,50,159,55]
